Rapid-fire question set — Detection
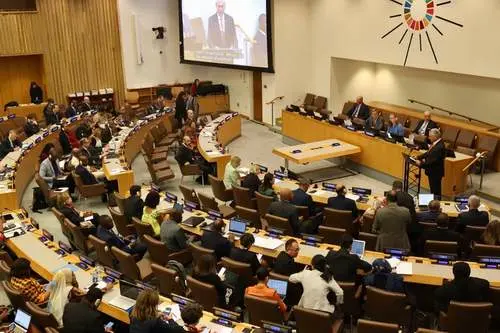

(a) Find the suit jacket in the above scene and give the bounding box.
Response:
[396,190,416,222]
[76,124,92,140]
[80,147,101,166]
[39,157,61,188]
[96,225,127,250]
[273,251,303,276]
[124,196,144,222]
[230,247,260,274]
[419,139,446,179]
[59,131,72,155]
[347,103,370,120]
[207,13,237,49]
[365,116,384,131]
[414,119,438,136]
[160,220,188,252]
[44,109,58,125]
[291,188,316,216]
[456,209,489,232]
[175,144,195,166]
[201,231,232,260]
[268,200,301,235]
[24,121,40,137]
[0,138,21,158]
[416,210,441,223]
[372,203,411,251]
[241,173,261,197]
[75,165,98,185]
[327,195,358,219]
[66,105,78,118]
[435,277,490,312]
[326,248,372,282]
[62,302,105,333]
[59,205,84,226]
[79,103,92,113]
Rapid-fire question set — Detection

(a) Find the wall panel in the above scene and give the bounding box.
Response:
[0,55,43,105]
[0,0,125,104]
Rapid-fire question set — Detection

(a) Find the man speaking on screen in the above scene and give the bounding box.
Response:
[207,0,238,49]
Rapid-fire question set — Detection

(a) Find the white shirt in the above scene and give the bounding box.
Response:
[289,269,344,314]
[218,14,225,33]
[419,120,429,135]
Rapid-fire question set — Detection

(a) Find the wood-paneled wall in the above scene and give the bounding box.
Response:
[0,0,125,105]
[0,55,43,105]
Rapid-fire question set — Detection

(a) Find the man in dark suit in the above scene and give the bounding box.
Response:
[207,0,237,49]
[273,239,303,276]
[62,287,107,333]
[97,215,146,257]
[417,199,442,223]
[24,115,40,137]
[76,120,92,140]
[80,138,101,167]
[456,195,489,233]
[201,219,234,260]
[434,262,489,312]
[347,96,370,120]
[413,111,438,137]
[79,96,92,113]
[75,156,98,185]
[0,130,22,158]
[124,185,144,222]
[43,101,59,125]
[291,178,317,217]
[392,180,416,222]
[327,184,359,219]
[240,165,261,198]
[175,136,213,183]
[268,188,301,235]
[326,234,372,283]
[416,128,446,197]
[229,233,261,274]
[419,213,462,256]
[66,99,78,118]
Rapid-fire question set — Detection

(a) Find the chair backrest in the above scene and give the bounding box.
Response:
[255,192,274,218]
[445,301,492,333]
[293,305,333,333]
[419,222,437,230]
[476,136,499,169]
[341,101,355,115]
[304,93,315,106]
[72,172,84,191]
[324,207,353,229]
[26,301,59,329]
[358,232,378,251]
[295,205,309,221]
[490,286,500,324]
[265,214,293,236]
[132,217,154,239]
[244,294,283,326]
[221,257,253,280]
[113,192,127,214]
[314,96,327,109]
[209,175,233,202]
[51,207,72,240]
[65,219,92,255]
[88,235,115,268]
[338,281,360,319]
[156,123,167,137]
[2,281,26,310]
[364,286,411,327]
[197,192,219,212]
[357,319,399,333]
[179,185,200,205]
[189,243,215,265]
[318,225,345,246]
[35,173,51,202]
[269,271,303,308]
[108,206,134,237]
[143,235,169,266]
[424,240,458,256]
[111,246,140,281]
[232,186,256,209]
[151,263,185,297]
[442,127,460,149]
[456,146,476,157]
[235,206,261,229]
[0,260,10,280]
[465,225,486,243]
[456,130,476,148]
[186,276,218,311]
[471,243,500,259]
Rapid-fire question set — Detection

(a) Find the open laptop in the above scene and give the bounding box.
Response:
[455,196,469,212]
[108,280,144,310]
[225,218,247,239]
[9,309,31,333]
[418,194,434,208]
[268,279,288,300]
[350,239,366,258]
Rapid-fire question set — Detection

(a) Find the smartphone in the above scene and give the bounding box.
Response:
[104,322,114,329]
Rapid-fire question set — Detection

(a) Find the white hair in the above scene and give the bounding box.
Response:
[468,195,480,209]
[429,128,441,138]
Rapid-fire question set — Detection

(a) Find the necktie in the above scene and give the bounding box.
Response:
[420,121,428,135]
[354,105,361,118]
[218,15,224,33]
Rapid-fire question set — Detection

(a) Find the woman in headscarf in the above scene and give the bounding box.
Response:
[47,268,84,326]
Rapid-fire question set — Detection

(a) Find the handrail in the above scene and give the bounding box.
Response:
[408,99,498,131]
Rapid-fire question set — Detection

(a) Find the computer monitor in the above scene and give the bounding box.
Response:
[350,240,366,258]
[267,279,288,299]
[14,309,31,330]
[418,194,434,207]
[229,219,247,234]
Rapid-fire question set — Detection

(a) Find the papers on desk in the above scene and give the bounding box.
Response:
[253,235,284,250]
[386,258,413,275]
[206,151,220,157]
[109,168,124,175]
[346,193,360,201]
[56,175,68,180]
[159,302,182,322]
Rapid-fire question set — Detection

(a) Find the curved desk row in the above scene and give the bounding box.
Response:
[198,113,242,179]
[6,103,48,122]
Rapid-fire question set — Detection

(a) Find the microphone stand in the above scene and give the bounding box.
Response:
[266,96,285,127]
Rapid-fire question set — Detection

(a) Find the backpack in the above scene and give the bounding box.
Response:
[32,187,48,212]
[166,260,187,293]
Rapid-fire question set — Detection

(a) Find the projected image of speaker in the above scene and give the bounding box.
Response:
[179,0,273,72]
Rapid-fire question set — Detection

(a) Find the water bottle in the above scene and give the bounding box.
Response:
[92,269,98,284]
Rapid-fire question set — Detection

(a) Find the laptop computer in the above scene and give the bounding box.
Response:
[9,309,31,333]
[350,239,366,258]
[267,279,288,300]
[226,218,247,239]
[418,194,434,208]
[108,280,144,310]
[455,196,469,212]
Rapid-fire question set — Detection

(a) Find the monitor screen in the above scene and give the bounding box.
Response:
[418,194,434,206]
[179,0,273,72]
[229,219,246,233]
[455,196,469,204]
[15,309,31,329]
[350,240,365,258]
[267,279,287,298]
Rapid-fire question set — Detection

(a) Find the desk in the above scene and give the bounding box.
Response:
[6,103,47,122]
[198,113,242,179]
[282,111,473,197]
[273,139,361,169]
[198,94,230,115]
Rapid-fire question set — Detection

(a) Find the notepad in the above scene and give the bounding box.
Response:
[395,262,413,275]
[346,193,360,201]
[253,236,284,250]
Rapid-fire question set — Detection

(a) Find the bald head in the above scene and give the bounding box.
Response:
[468,195,480,209]
[356,96,364,104]
[280,188,292,201]
[424,111,431,121]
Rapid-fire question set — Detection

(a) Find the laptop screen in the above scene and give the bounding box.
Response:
[119,280,144,300]
[418,194,434,206]
[455,196,469,204]
[267,279,288,298]
[15,309,31,329]
[229,219,246,234]
[350,240,366,257]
